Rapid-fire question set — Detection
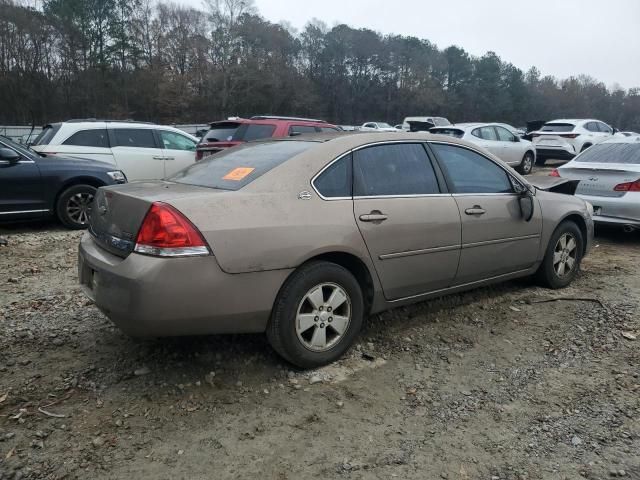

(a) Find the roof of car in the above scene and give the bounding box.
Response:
[546,119,601,124]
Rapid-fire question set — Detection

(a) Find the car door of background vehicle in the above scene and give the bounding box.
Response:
[54,128,115,165]
[109,128,165,181]
[156,129,197,177]
[0,143,45,215]
[352,142,461,300]
[494,126,522,165]
[596,122,613,143]
[429,142,542,285]
[471,126,503,159]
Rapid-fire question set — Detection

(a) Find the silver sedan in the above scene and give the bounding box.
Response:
[555,136,640,231]
[430,123,536,175]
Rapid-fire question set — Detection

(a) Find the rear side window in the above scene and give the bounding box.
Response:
[233,124,276,142]
[170,141,315,191]
[314,154,352,198]
[32,124,61,145]
[111,129,157,148]
[202,123,240,142]
[472,126,498,141]
[289,125,318,136]
[541,123,575,132]
[62,129,109,148]
[431,143,513,194]
[575,142,640,164]
[353,143,440,196]
[597,122,612,133]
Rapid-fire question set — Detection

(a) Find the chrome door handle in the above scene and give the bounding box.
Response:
[359,213,388,222]
[152,156,165,160]
[465,206,486,216]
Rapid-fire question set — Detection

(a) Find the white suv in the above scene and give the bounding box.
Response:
[530,119,614,165]
[31,120,199,181]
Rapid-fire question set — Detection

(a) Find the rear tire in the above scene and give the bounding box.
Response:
[535,221,584,289]
[56,184,97,229]
[267,261,364,369]
[516,152,534,175]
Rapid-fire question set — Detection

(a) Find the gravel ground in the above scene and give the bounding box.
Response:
[1,165,639,480]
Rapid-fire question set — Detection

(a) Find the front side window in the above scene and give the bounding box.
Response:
[597,122,612,134]
[62,129,109,148]
[495,126,516,142]
[314,154,352,198]
[353,143,440,196]
[158,130,196,151]
[431,143,513,194]
[232,124,276,142]
[111,129,157,148]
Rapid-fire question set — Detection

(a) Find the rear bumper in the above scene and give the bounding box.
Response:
[576,193,640,227]
[535,148,576,160]
[78,233,292,337]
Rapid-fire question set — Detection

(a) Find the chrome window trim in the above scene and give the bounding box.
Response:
[355,193,452,200]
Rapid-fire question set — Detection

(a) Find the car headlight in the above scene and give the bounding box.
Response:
[107,170,127,183]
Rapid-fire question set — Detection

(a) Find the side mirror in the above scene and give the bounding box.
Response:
[519,191,534,222]
[0,148,20,163]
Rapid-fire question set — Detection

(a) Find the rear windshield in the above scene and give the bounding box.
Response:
[575,142,640,164]
[169,141,315,190]
[202,123,240,143]
[232,124,276,142]
[541,123,575,132]
[430,128,464,138]
[32,124,61,145]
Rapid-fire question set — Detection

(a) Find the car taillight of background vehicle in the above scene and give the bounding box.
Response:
[613,179,640,192]
[549,169,560,177]
[558,133,580,138]
[134,202,210,257]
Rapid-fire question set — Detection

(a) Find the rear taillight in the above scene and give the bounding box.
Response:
[559,133,580,139]
[134,202,210,257]
[549,169,560,177]
[613,179,640,192]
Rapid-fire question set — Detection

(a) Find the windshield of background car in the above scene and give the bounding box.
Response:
[201,123,241,143]
[169,140,315,191]
[541,123,575,132]
[433,118,451,126]
[575,142,640,164]
[232,124,276,142]
[378,123,393,128]
[32,124,61,145]
[0,135,35,159]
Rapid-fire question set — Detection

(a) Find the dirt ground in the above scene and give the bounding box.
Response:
[1,164,639,480]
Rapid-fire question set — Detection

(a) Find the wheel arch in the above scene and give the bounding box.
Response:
[558,213,588,256]
[54,177,106,219]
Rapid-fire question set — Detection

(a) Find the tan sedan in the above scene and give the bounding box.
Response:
[78,133,594,368]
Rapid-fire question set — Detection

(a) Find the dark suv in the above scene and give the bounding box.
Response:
[195,116,339,160]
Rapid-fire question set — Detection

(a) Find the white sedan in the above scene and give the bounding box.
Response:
[360,122,398,132]
[430,123,536,175]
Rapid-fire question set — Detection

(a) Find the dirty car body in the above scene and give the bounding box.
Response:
[78,132,594,367]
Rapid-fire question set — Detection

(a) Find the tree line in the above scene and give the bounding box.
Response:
[1,0,639,130]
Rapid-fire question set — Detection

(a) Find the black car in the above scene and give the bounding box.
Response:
[0,135,126,229]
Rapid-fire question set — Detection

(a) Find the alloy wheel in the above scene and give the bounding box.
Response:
[295,282,351,352]
[553,233,577,277]
[66,192,94,225]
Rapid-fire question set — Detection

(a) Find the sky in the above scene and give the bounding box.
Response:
[179,0,640,89]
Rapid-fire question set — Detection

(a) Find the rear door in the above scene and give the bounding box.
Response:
[352,142,461,300]
[471,126,503,158]
[156,129,197,176]
[429,142,542,285]
[109,128,165,181]
[53,128,115,165]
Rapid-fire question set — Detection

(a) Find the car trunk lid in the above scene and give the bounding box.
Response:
[89,182,220,257]
[559,163,640,198]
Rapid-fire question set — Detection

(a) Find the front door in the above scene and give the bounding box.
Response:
[156,129,198,177]
[352,142,461,300]
[429,142,542,285]
[0,142,45,215]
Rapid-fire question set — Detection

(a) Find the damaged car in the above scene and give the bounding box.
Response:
[78,132,594,368]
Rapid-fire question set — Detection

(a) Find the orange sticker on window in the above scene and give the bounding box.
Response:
[222,167,255,181]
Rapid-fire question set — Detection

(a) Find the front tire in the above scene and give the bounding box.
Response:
[56,184,97,229]
[517,152,534,175]
[536,221,583,289]
[267,261,364,368]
